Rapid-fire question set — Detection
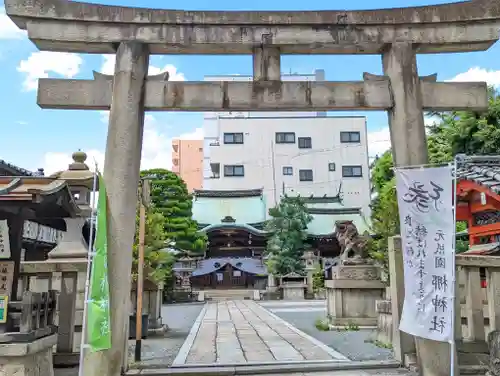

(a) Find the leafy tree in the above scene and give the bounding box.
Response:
[312,265,325,292]
[264,195,313,276]
[368,88,500,262]
[427,87,500,158]
[370,151,394,193]
[368,177,399,273]
[132,208,175,285]
[140,169,206,254]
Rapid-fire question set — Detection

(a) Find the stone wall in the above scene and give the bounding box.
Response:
[375,288,393,346]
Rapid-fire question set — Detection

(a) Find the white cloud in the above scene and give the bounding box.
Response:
[97,50,195,174]
[43,149,105,176]
[100,55,185,80]
[367,116,438,159]
[367,127,391,158]
[0,7,25,40]
[43,115,203,176]
[17,51,83,91]
[449,67,500,87]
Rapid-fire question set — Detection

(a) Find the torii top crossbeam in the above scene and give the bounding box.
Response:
[4,0,500,54]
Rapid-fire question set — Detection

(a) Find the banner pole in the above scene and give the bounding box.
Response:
[78,167,98,376]
[450,159,458,376]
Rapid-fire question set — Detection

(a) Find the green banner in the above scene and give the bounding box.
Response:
[86,172,112,352]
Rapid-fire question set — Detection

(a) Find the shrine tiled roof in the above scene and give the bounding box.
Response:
[305,202,371,237]
[193,189,263,198]
[0,159,34,176]
[192,189,267,225]
[192,257,267,277]
[0,177,80,217]
[198,223,267,236]
[456,155,500,194]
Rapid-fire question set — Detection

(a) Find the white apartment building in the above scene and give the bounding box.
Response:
[202,71,371,217]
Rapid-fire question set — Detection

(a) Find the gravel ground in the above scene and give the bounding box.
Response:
[128,302,204,368]
[270,310,394,361]
[55,302,204,375]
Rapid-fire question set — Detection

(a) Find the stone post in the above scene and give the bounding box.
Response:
[252,46,281,81]
[82,41,149,376]
[7,215,23,302]
[267,274,277,292]
[383,44,457,376]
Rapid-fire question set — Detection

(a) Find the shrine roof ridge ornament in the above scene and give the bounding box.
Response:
[4,0,500,55]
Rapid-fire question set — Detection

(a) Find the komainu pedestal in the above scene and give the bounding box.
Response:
[325,264,385,327]
[0,334,57,376]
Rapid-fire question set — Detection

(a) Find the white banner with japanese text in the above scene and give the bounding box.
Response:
[0,220,10,259]
[395,165,455,343]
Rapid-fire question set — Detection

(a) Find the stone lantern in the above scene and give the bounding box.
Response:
[42,151,95,359]
[303,250,318,293]
[48,150,95,259]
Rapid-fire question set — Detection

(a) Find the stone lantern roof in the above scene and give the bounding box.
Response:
[49,150,96,189]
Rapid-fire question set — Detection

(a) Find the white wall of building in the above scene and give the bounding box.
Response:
[203,115,371,218]
[203,70,326,186]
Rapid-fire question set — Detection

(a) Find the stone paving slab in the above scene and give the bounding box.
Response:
[261,371,417,376]
[180,300,349,365]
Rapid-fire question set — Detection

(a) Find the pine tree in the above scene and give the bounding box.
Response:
[264,195,313,276]
[140,169,206,255]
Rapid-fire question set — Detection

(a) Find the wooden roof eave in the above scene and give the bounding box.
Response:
[0,178,22,195]
[457,178,500,203]
[0,178,81,217]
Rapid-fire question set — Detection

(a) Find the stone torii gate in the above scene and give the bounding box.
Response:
[4,0,500,375]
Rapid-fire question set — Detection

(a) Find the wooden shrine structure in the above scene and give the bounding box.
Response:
[457,156,500,249]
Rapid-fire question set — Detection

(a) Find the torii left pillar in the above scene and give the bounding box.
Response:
[82,41,149,376]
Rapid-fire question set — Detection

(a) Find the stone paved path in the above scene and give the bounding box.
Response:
[181,300,349,365]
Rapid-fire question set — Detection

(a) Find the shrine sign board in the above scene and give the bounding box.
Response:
[0,220,11,259]
[0,296,9,324]
[0,262,15,299]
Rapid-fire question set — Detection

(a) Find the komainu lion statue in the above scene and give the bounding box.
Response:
[335,220,371,265]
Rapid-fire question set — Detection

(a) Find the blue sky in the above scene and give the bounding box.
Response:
[0,0,499,175]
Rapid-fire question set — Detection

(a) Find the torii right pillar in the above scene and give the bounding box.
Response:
[383,42,457,376]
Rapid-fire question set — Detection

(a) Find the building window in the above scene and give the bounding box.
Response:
[340,131,361,143]
[211,163,220,179]
[233,270,242,277]
[298,137,312,149]
[342,165,363,177]
[328,163,336,171]
[224,165,245,177]
[224,133,244,144]
[283,166,293,176]
[299,169,313,182]
[275,132,296,144]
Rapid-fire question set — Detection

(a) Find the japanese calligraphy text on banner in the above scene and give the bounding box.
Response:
[0,221,11,259]
[395,165,455,343]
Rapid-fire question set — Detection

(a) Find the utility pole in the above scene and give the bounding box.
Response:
[270,140,278,206]
[135,178,151,362]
